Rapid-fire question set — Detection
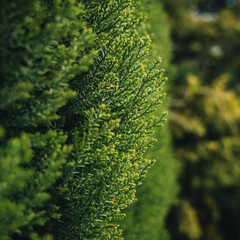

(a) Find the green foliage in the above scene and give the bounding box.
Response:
[120,1,178,239]
[0,0,94,238]
[167,74,240,240]
[162,1,240,238]
[0,130,70,240]
[1,0,168,239]
[50,0,167,239]
[142,0,172,68]
[0,0,96,137]
[0,133,33,239]
[162,0,240,85]
[122,123,179,240]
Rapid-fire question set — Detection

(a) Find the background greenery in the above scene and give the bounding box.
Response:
[161,0,240,239]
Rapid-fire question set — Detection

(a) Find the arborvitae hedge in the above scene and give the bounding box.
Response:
[1,1,95,239]
[121,1,178,239]
[0,0,168,239]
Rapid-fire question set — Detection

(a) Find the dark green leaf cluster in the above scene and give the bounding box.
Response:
[0,0,95,239]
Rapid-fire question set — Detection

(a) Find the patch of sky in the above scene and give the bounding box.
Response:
[226,0,236,8]
[189,0,236,14]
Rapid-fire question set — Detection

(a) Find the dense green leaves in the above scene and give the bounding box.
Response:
[52,1,167,239]
[121,0,178,239]
[0,0,96,137]
[1,0,168,239]
[0,129,71,239]
[0,0,94,238]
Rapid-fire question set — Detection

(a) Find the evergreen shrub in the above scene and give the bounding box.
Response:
[53,1,167,239]
[0,0,95,239]
[121,1,178,239]
[0,0,168,239]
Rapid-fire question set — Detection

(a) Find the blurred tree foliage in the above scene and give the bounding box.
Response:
[162,0,240,84]
[168,74,240,240]
[161,0,240,240]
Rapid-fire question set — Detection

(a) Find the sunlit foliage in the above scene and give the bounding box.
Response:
[0,0,167,239]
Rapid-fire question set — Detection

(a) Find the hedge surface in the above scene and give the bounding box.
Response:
[0,0,94,239]
[121,0,178,239]
[0,0,168,239]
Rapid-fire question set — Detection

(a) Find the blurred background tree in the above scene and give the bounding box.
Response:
[160,0,240,239]
[162,0,240,85]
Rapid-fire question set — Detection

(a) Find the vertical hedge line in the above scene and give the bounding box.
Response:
[1,1,95,239]
[121,0,178,239]
[0,0,167,239]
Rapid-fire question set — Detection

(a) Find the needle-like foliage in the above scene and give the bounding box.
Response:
[0,0,167,239]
